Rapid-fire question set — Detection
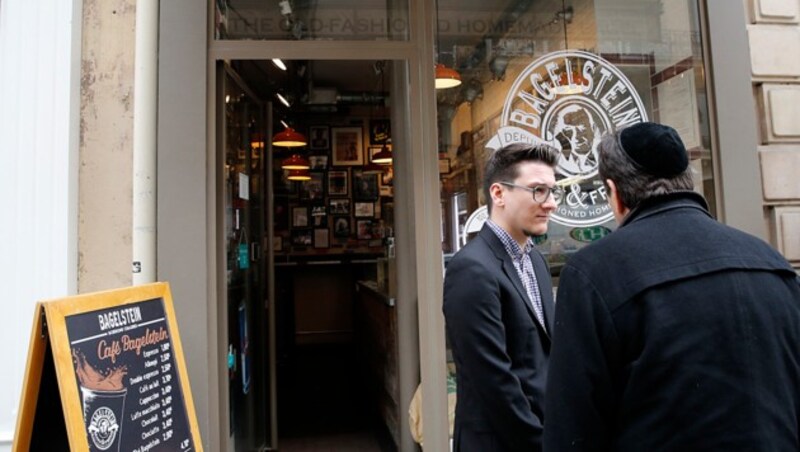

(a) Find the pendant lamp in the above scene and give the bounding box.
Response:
[286,168,311,181]
[250,132,265,150]
[433,0,461,90]
[552,3,586,95]
[371,144,393,164]
[272,126,308,147]
[435,63,462,90]
[554,64,588,95]
[281,153,310,170]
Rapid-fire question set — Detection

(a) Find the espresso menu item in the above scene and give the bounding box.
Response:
[66,298,195,452]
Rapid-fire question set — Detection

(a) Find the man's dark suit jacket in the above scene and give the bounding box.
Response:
[443,224,555,452]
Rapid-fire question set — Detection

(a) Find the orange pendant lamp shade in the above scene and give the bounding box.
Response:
[554,70,588,95]
[281,154,310,170]
[435,63,462,90]
[272,127,308,147]
[286,169,311,181]
[371,145,393,164]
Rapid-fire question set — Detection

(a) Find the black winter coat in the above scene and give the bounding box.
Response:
[545,192,800,452]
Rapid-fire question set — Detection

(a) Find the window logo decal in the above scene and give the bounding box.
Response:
[488,50,647,227]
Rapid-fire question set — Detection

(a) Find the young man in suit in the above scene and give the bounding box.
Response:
[443,142,562,452]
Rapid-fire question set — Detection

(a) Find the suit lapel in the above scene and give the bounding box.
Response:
[479,227,551,339]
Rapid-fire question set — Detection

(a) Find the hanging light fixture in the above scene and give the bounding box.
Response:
[371,143,393,164]
[553,3,587,96]
[435,64,462,89]
[286,168,311,181]
[281,153,310,170]
[370,62,394,165]
[272,126,307,147]
[434,0,461,90]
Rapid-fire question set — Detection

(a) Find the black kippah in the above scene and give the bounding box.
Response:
[617,122,688,178]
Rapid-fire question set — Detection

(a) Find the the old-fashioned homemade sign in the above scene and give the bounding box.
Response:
[13,282,203,452]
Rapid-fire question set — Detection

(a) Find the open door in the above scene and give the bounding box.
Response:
[219,63,272,451]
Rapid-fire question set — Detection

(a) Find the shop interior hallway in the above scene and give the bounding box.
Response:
[277,342,397,451]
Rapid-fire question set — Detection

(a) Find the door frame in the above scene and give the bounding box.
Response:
[205,2,449,452]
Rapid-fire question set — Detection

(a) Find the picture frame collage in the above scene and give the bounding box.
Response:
[273,120,393,252]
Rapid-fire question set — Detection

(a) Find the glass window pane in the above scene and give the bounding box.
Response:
[438,0,714,275]
[214,0,409,41]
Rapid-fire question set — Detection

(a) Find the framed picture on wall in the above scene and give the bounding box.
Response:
[333,216,351,238]
[379,165,393,197]
[313,229,329,248]
[300,171,325,201]
[291,229,313,246]
[328,169,349,196]
[332,127,364,166]
[352,169,379,201]
[356,219,377,240]
[369,119,391,145]
[291,206,309,228]
[309,126,330,150]
[354,202,374,218]
[328,198,351,215]
[311,205,327,227]
[309,155,328,170]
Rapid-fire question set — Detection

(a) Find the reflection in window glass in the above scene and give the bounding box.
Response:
[214,0,409,41]
[438,0,713,274]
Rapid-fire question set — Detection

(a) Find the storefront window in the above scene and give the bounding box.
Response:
[214,0,409,41]
[438,0,714,273]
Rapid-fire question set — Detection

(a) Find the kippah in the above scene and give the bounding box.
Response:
[617,122,688,178]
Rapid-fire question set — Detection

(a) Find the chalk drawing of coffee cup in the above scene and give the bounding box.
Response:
[80,386,127,451]
[73,350,128,451]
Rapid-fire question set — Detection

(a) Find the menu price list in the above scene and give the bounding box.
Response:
[67,298,195,452]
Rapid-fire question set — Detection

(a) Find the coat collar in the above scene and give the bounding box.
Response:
[620,191,711,229]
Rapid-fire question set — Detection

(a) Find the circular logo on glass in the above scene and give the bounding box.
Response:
[488,50,647,227]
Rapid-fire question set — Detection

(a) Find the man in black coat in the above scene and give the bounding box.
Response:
[444,142,561,451]
[544,122,800,451]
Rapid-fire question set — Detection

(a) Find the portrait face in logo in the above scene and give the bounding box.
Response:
[551,104,602,177]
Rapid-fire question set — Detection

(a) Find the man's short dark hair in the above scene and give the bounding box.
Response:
[483,143,560,214]
[598,129,694,209]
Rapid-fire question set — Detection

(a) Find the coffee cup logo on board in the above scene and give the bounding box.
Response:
[488,50,648,227]
[88,406,120,450]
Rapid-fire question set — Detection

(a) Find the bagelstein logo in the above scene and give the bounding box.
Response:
[488,50,647,227]
[88,406,120,450]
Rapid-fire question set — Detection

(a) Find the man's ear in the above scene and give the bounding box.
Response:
[606,179,629,221]
[489,182,505,208]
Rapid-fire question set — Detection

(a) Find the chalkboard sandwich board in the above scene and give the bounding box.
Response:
[13,282,203,452]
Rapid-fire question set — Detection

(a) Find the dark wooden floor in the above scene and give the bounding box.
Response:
[277,342,396,451]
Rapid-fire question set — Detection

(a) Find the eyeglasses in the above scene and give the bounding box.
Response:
[499,181,564,204]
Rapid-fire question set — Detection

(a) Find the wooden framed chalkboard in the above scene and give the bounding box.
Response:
[13,282,203,452]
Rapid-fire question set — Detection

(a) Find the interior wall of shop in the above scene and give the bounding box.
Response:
[157,1,215,450]
[0,1,81,450]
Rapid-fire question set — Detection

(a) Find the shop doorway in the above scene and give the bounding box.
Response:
[220,59,405,451]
